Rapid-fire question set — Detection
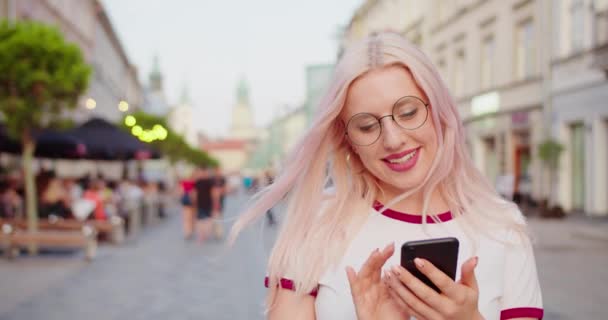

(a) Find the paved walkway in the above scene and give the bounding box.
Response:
[0,192,277,320]
[0,193,607,319]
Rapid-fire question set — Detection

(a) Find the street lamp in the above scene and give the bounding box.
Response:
[85,98,96,110]
[118,100,129,112]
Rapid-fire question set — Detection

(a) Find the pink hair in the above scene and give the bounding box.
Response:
[229,32,526,308]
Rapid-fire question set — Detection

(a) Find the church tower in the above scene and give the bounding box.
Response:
[169,85,197,146]
[149,56,163,91]
[229,77,256,140]
[143,55,170,116]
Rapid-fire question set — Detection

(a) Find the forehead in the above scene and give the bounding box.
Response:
[343,65,426,118]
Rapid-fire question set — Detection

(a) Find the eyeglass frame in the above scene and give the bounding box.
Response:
[344,95,430,146]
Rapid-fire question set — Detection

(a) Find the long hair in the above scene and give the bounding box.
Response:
[229,32,525,307]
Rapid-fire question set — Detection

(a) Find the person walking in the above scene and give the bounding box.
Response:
[192,168,219,244]
[179,171,196,240]
[212,167,227,240]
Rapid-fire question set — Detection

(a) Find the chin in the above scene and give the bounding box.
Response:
[380,167,428,195]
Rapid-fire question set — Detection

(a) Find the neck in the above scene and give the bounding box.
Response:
[376,184,449,215]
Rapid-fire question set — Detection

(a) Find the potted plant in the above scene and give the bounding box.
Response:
[537,138,565,218]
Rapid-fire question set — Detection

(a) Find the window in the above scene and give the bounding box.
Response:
[515,19,535,80]
[453,49,466,96]
[480,35,495,90]
[595,0,608,45]
[571,0,585,52]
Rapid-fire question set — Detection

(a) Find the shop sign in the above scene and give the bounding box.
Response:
[471,91,500,116]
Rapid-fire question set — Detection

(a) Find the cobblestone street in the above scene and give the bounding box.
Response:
[0,193,607,319]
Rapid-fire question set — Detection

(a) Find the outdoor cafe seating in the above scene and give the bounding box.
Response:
[0,118,167,261]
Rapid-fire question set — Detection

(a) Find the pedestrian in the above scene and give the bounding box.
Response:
[230,32,543,319]
[192,167,219,244]
[212,167,227,239]
[180,171,196,240]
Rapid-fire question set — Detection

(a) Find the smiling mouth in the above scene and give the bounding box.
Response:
[382,147,420,164]
[385,149,417,164]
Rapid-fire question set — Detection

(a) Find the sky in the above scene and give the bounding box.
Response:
[102,0,362,138]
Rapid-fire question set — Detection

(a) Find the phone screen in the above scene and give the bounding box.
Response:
[400,237,459,293]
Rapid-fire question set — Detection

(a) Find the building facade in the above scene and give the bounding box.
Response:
[340,0,608,216]
[551,0,608,215]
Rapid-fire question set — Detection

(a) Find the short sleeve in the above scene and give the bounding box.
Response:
[264,276,319,297]
[500,231,544,319]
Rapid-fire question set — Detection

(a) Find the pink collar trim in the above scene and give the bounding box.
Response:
[373,201,454,224]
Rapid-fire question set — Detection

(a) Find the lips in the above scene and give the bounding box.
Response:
[383,147,420,161]
[382,147,421,172]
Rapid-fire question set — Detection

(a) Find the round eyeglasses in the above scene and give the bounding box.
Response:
[345,96,429,146]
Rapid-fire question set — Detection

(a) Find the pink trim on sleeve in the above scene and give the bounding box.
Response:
[264,276,319,297]
[501,307,544,319]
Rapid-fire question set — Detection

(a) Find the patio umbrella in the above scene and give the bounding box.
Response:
[0,124,87,159]
[66,118,160,160]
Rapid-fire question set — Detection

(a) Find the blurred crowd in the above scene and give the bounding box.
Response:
[0,167,168,224]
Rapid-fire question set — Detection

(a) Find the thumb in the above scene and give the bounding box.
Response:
[460,256,479,291]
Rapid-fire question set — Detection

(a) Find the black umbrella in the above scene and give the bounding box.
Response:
[0,124,87,159]
[66,118,160,160]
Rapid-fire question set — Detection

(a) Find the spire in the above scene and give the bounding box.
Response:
[149,55,163,91]
[237,76,249,105]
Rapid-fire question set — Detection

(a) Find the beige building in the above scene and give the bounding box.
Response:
[551,0,608,215]
[200,139,251,175]
[341,0,608,216]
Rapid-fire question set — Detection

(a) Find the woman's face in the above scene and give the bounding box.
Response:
[341,65,438,198]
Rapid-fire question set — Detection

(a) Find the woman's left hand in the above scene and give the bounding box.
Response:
[385,257,484,320]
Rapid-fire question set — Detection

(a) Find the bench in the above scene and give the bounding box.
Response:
[1,223,97,261]
[0,216,125,245]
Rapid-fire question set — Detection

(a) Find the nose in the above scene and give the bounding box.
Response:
[379,116,406,150]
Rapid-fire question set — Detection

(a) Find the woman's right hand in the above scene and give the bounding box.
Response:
[346,243,411,320]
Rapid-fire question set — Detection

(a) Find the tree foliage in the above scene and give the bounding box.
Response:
[538,138,564,170]
[0,20,91,137]
[121,111,218,167]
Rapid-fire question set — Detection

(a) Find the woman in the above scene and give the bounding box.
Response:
[230,32,542,320]
[40,176,71,219]
[180,172,196,240]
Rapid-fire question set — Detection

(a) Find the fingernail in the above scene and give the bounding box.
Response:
[473,256,479,267]
[414,258,425,269]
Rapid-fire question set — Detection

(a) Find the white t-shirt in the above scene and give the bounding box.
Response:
[267,204,544,320]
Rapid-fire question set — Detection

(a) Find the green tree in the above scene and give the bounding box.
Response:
[121,111,218,167]
[538,138,564,209]
[0,21,91,240]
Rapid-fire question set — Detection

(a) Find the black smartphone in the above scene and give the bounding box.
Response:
[400,237,459,293]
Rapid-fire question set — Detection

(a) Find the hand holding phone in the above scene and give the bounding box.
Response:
[400,237,459,293]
